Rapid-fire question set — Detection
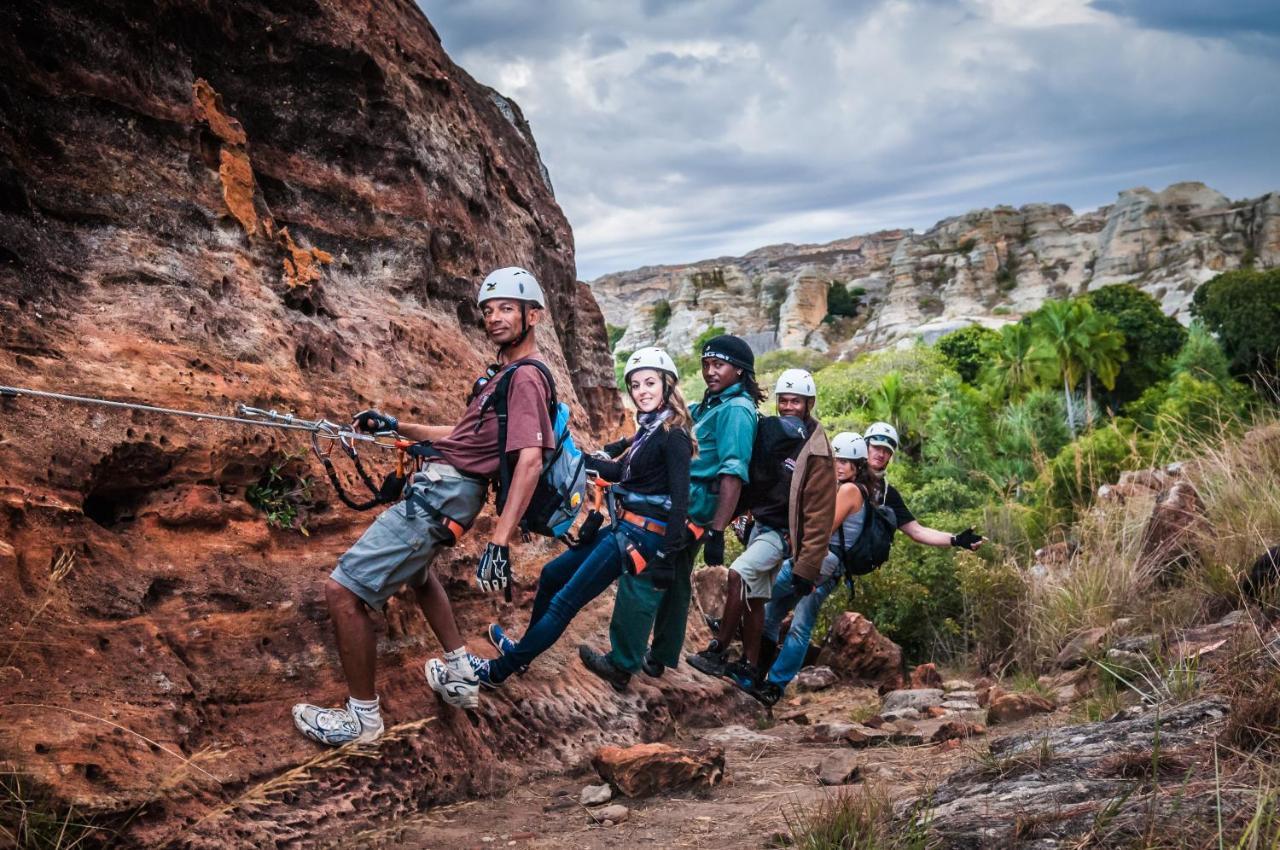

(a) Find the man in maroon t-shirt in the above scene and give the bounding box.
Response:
[292,267,554,745]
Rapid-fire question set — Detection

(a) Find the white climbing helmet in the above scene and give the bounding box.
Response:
[624,347,679,383]
[832,432,868,461]
[864,421,899,452]
[477,266,546,308]
[774,368,817,398]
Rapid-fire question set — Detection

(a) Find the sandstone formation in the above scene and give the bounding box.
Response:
[0,1,748,846]
[592,183,1280,356]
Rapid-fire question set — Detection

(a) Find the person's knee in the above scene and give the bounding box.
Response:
[325,578,363,615]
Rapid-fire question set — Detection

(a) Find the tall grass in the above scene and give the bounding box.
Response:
[782,787,933,850]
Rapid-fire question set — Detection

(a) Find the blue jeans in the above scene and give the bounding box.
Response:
[488,523,663,682]
[763,558,839,689]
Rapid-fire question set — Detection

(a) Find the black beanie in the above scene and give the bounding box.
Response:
[700,334,755,374]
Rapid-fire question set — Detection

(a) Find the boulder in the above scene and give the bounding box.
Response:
[881,689,946,713]
[909,662,944,689]
[882,707,921,723]
[691,565,730,621]
[1037,666,1093,704]
[816,750,864,786]
[1137,478,1207,584]
[987,692,1056,725]
[815,612,904,690]
[1055,626,1109,669]
[592,743,725,798]
[794,665,837,691]
[592,804,630,825]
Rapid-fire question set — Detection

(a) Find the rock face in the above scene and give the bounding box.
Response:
[815,612,904,690]
[910,698,1233,846]
[592,742,726,798]
[591,183,1280,355]
[0,1,726,845]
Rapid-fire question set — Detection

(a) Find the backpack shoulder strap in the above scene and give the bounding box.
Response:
[485,358,557,514]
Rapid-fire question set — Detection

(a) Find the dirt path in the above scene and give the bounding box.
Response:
[349,683,1052,850]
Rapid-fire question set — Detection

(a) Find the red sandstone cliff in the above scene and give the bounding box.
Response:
[0,1,735,845]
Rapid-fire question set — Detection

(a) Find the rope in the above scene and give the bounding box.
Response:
[0,384,394,447]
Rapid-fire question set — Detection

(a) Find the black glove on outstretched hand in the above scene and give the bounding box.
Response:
[476,542,512,593]
[646,551,675,590]
[791,575,815,598]
[951,527,984,551]
[352,409,399,434]
[702,528,726,567]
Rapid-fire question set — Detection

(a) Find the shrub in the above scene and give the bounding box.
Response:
[1191,267,1280,388]
[652,299,672,335]
[606,323,626,350]
[1038,418,1146,513]
[755,348,832,375]
[1085,284,1188,405]
[692,324,726,357]
[935,324,1000,384]
[826,280,860,318]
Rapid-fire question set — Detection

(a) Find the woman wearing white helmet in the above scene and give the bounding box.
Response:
[750,432,880,705]
[475,347,698,692]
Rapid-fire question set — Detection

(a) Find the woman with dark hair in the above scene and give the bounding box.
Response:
[456,347,696,691]
[750,431,873,706]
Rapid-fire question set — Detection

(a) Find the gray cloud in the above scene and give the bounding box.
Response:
[422,0,1280,280]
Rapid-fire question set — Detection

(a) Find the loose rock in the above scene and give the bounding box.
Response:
[592,743,725,797]
[816,750,863,785]
[881,689,945,713]
[815,612,904,690]
[1055,626,1108,669]
[592,804,630,825]
[942,679,975,692]
[987,692,1056,725]
[580,784,612,806]
[794,665,837,691]
[909,662,944,689]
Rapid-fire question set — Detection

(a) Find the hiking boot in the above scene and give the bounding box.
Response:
[687,640,728,678]
[577,645,631,692]
[292,699,384,746]
[425,658,480,709]
[467,653,504,690]
[641,650,665,678]
[487,623,528,674]
[724,659,760,687]
[744,679,784,708]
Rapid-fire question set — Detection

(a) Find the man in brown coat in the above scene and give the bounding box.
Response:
[688,368,836,693]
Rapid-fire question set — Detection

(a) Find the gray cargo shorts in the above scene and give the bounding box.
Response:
[729,524,790,600]
[330,463,487,610]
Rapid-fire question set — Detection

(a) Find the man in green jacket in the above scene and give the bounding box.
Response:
[579,335,763,689]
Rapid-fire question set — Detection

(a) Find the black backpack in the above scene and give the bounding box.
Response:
[476,359,588,540]
[834,484,897,576]
[736,415,809,516]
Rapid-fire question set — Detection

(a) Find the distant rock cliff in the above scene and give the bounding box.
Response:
[592,182,1280,356]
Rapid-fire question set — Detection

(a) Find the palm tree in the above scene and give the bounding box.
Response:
[869,371,924,455]
[1032,299,1093,434]
[980,322,1044,402]
[1079,312,1127,421]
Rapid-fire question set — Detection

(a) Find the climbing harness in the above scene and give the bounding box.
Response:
[0,384,424,516]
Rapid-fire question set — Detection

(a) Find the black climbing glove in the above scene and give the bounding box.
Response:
[352,409,398,434]
[646,551,675,590]
[791,575,815,598]
[951,528,984,551]
[476,542,512,594]
[702,528,726,567]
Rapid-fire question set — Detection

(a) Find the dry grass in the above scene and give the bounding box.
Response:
[2,550,76,669]
[780,784,934,849]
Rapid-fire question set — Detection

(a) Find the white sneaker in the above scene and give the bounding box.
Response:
[425,657,480,709]
[292,699,384,746]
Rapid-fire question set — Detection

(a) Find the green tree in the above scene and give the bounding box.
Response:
[1078,309,1127,421]
[692,324,726,357]
[652,299,672,335]
[1084,284,1187,404]
[979,322,1044,402]
[1171,322,1232,383]
[1031,300,1124,432]
[1191,267,1280,390]
[936,325,1000,384]
[826,280,860,318]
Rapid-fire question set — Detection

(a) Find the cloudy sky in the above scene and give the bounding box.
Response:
[423,0,1280,281]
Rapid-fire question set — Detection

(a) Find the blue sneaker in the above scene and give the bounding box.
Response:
[467,653,504,690]
[487,623,528,674]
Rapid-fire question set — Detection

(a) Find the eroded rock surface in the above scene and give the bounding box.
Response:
[0,1,729,845]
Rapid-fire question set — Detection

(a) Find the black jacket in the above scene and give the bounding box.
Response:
[587,425,692,557]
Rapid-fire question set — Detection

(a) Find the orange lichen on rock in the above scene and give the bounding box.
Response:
[192,78,248,145]
[278,227,332,289]
[218,147,260,236]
